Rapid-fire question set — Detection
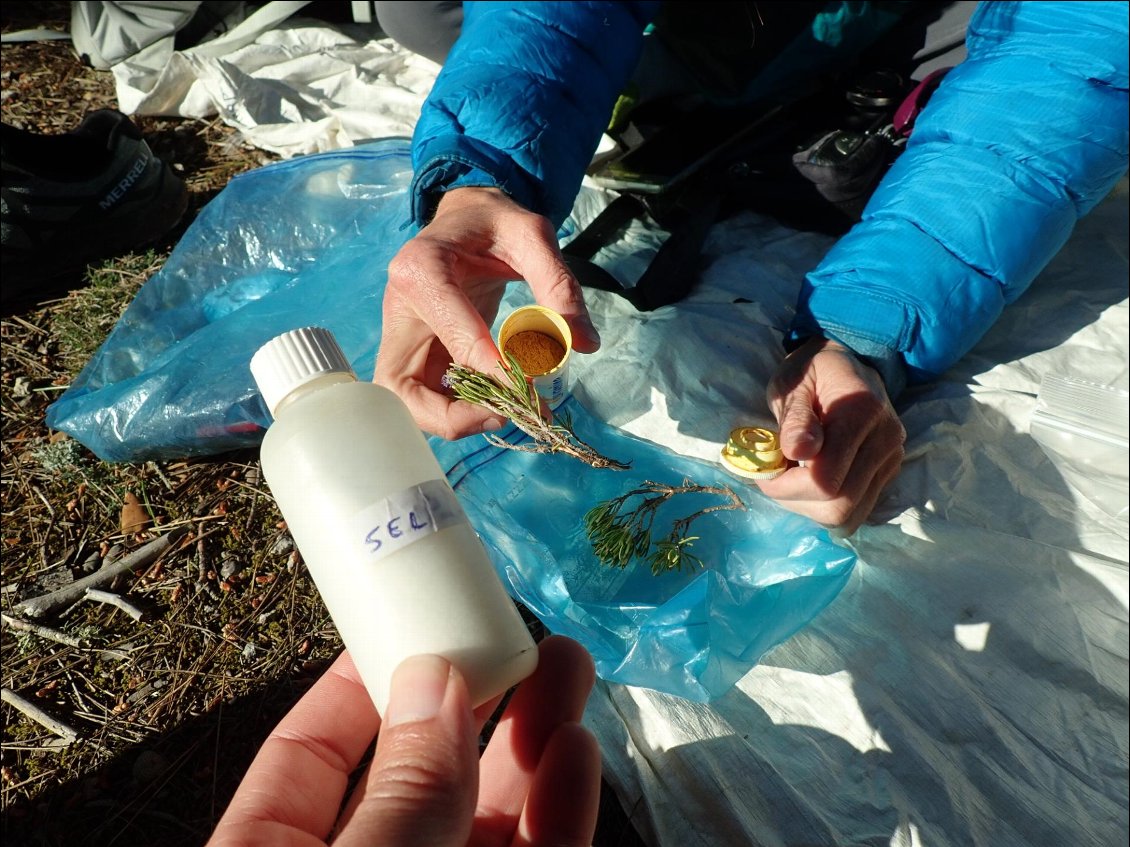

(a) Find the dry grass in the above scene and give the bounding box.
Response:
[1,5,641,846]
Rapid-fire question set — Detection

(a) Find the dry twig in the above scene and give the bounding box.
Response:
[83,588,146,621]
[1,613,85,648]
[1,687,79,744]
[16,527,187,618]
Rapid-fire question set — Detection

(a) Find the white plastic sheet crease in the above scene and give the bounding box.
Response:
[110,11,440,156]
[114,25,1129,847]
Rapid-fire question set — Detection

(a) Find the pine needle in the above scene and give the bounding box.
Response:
[443,355,630,470]
[584,479,746,574]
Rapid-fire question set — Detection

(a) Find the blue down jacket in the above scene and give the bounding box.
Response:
[410,1,1129,388]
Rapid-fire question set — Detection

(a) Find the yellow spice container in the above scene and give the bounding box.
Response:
[497,305,572,409]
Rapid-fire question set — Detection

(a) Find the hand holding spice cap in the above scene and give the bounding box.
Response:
[374,187,599,441]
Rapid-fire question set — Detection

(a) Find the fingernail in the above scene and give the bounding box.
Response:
[386,655,451,727]
[480,417,504,433]
[792,429,818,445]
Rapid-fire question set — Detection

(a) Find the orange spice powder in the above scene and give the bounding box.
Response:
[504,330,566,375]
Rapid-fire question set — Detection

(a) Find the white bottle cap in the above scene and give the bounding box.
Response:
[251,326,355,417]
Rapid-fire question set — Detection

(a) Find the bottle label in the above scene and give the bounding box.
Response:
[352,479,467,563]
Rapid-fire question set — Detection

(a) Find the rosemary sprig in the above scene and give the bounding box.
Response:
[583,480,746,574]
[443,354,630,470]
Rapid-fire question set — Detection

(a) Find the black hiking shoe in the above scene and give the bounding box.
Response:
[1,109,189,306]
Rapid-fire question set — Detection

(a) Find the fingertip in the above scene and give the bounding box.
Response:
[479,416,506,434]
[568,313,601,353]
[779,419,823,461]
[750,467,787,493]
[824,524,855,541]
[386,654,467,728]
[543,722,602,785]
[548,720,601,768]
[356,654,478,846]
[786,430,821,459]
[537,635,596,693]
[517,721,602,847]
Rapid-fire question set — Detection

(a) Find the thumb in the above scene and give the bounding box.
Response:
[775,384,825,462]
[335,655,479,847]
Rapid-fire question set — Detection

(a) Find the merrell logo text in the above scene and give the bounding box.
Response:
[99,157,147,209]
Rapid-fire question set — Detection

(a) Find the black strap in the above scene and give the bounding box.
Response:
[563,189,722,312]
[561,194,647,262]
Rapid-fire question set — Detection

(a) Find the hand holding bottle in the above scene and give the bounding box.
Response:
[208,636,601,847]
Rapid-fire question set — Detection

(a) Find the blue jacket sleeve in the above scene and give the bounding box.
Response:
[788,0,1129,389]
[409,1,659,228]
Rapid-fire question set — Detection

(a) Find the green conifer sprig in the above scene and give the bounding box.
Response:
[443,355,630,470]
[584,480,746,574]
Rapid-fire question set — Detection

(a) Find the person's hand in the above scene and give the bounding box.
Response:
[756,336,906,534]
[375,187,600,440]
[207,635,601,847]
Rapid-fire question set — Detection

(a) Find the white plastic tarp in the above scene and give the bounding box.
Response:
[106,6,440,156]
[573,183,1129,846]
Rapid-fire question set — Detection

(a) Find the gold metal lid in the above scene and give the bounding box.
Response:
[720,426,787,480]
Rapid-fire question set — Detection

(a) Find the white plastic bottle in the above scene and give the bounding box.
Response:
[251,326,538,715]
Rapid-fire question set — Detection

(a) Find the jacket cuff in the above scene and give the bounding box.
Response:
[410,137,544,227]
[410,160,503,226]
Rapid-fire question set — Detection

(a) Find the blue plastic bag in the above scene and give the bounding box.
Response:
[46,138,416,460]
[432,404,855,701]
[47,139,856,701]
